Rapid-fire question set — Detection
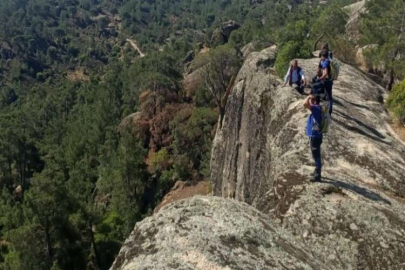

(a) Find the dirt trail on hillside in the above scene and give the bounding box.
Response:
[127,38,146,58]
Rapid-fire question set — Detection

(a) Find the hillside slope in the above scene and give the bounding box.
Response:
[111,47,405,269]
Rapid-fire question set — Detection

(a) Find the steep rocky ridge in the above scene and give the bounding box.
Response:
[111,47,405,270]
[211,47,405,269]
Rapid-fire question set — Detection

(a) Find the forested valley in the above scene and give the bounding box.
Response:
[0,0,404,269]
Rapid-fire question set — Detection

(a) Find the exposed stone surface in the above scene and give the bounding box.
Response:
[112,46,405,270]
[220,20,242,42]
[211,47,405,269]
[182,68,204,97]
[241,42,256,59]
[154,181,212,213]
[345,0,366,42]
[210,20,241,46]
[111,196,334,270]
[241,42,273,59]
[355,44,384,77]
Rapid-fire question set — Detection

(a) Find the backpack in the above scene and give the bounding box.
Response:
[320,102,331,133]
[330,59,341,81]
[312,102,331,134]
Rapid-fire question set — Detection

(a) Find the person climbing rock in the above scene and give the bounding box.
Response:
[283,60,306,94]
[304,94,323,182]
[319,51,333,114]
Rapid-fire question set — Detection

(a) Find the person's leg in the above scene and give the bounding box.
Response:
[329,81,334,114]
[292,82,304,94]
[325,80,333,114]
[295,81,304,95]
[299,81,305,94]
[310,137,322,181]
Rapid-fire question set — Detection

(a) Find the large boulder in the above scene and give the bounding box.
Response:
[210,20,241,46]
[221,20,242,42]
[241,41,273,59]
[182,67,204,98]
[211,47,405,268]
[110,196,333,270]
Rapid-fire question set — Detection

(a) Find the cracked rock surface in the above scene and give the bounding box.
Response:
[110,196,334,270]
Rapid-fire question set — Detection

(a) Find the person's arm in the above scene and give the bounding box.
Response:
[283,67,291,86]
[304,96,312,110]
[320,67,329,80]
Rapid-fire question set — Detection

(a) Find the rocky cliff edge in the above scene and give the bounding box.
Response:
[211,46,405,269]
[111,47,405,270]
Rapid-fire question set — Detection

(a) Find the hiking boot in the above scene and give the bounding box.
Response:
[310,168,322,183]
[311,168,317,177]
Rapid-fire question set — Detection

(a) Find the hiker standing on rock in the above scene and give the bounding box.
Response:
[304,94,323,182]
[283,60,306,94]
[319,51,333,114]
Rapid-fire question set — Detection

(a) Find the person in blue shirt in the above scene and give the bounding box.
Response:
[304,94,323,182]
[319,51,333,114]
[283,60,306,94]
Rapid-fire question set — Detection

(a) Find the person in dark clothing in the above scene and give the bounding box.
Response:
[304,94,323,182]
[311,69,326,98]
[283,60,306,94]
[312,68,322,84]
[318,43,333,59]
[319,51,333,114]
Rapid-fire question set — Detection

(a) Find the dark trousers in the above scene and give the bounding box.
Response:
[310,136,323,170]
[291,81,304,94]
[324,79,333,114]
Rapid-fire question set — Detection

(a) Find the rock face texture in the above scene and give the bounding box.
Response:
[345,0,366,42]
[211,47,405,269]
[111,196,333,270]
[112,47,405,270]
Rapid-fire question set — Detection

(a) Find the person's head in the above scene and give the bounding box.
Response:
[321,51,328,60]
[291,60,298,69]
[321,43,329,51]
[310,94,321,105]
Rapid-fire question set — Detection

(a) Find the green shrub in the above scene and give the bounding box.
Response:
[148,148,171,174]
[387,79,405,123]
[331,36,357,65]
[68,45,80,57]
[275,41,312,78]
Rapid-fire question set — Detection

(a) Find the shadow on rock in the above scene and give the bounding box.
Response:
[333,111,390,145]
[323,177,391,205]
